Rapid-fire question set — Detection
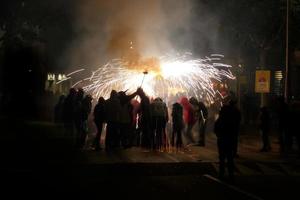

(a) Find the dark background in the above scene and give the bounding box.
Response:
[0,0,300,119]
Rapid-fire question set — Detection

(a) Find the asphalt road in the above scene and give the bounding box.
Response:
[1,117,299,199]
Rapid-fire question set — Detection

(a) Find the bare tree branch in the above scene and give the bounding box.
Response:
[248,33,260,48]
[265,23,284,50]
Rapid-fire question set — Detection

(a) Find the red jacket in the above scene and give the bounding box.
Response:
[180,97,196,125]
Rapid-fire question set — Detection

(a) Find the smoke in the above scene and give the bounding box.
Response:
[62,0,222,70]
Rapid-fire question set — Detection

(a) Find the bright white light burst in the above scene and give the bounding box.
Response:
[60,52,235,103]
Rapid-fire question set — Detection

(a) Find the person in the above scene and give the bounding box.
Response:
[105,90,122,151]
[197,101,208,146]
[286,101,300,156]
[150,97,168,151]
[131,99,140,146]
[276,97,289,153]
[180,97,196,147]
[74,88,85,149]
[214,100,240,182]
[118,90,138,148]
[54,95,65,123]
[230,100,241,158]
[93,97,106,151]
[259,106,271,152]
[171,102,184,152]
[79,94,93,149]
[137,88,152,150]
[62,88,77,137]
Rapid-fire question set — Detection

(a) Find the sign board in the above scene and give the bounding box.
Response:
[255,70,270,93]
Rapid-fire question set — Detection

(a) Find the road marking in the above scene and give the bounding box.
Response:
[203,174,264,200]
[235,163,262,176]
[256,163,283,175]
[162,153,181,162]
[211,162,219,173]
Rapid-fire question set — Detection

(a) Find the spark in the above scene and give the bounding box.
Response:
[66,68,85,76]
[59,52,235,103]
[56,77,71,84]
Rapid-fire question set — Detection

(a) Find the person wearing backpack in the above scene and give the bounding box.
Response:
[150,97,168,151]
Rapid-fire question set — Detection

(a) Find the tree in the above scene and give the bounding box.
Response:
[0,1,47,117]
[220,0,284,70]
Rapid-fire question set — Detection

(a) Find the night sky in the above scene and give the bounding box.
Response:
[0,0,299,99]
[0,0,295,70]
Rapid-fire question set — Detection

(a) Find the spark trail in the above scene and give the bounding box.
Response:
[60,52,235,103]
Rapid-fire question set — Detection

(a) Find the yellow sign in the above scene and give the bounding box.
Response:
[255,70,270,93]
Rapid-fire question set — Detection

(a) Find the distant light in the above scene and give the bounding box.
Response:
[274,70,283,96]
[58,74,62,81]
[275,70,283,80]
[130,41,133,49]
[28,69,32,72]
[47,73,55,81]
[57,74,67,81]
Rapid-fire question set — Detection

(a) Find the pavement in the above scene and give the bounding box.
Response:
[1,117,300,199]
[68,127,300,176]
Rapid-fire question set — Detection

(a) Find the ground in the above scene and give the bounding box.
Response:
[0,116,299,199]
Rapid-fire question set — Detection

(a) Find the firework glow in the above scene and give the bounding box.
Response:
[59,52,235,103]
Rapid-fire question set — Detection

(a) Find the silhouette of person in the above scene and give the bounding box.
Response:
[171,102,184,151]
[63,88,77,137]
[287,101,300,156]
[230,100,241,157]
[180,97,196,146]
[197,101,208,146]
[118,90,138,148]
[105,90,122,151]
[137,87,152,150]
[93,97,106,151]
[214,100,240,182]
[74,88,85,149]
[276,97,289,152]
[54,95,65,123]
[259,106,271,152]
[150,97,168,151]
[78,94,92,149]
[130,99,140,146]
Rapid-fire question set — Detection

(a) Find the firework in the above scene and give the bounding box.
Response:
[59,52,235,103]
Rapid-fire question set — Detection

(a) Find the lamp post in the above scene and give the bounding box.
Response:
[237,64,242,109]
[284,0,289,102]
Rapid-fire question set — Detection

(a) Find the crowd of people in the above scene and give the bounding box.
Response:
[54,87,300,182]
[54,87,208,152]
